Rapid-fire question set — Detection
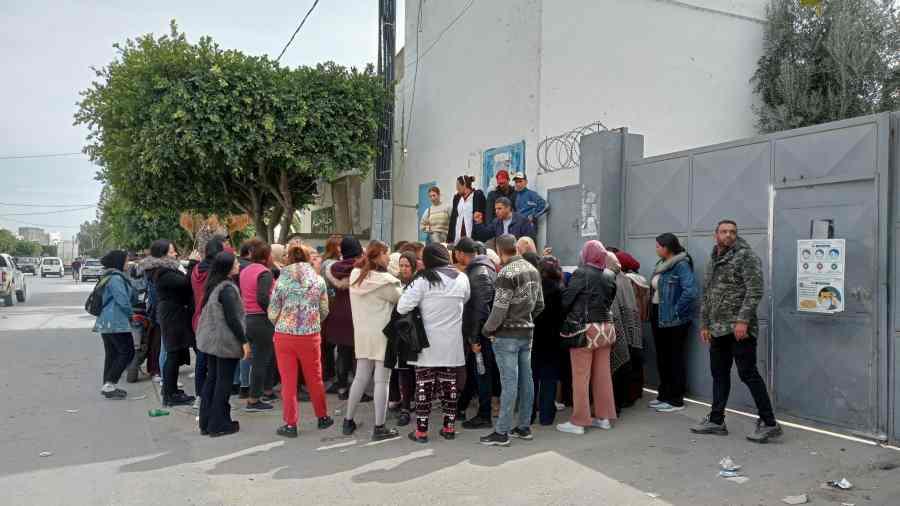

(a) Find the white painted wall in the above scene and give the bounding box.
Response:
[393,0,542,242]
[391,0,767,243]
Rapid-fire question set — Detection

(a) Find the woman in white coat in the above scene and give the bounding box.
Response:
[397,243,471,443]
[342,240,403,441]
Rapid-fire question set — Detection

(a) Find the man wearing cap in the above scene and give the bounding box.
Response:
[512,173,548,236]
[485,170,517,225]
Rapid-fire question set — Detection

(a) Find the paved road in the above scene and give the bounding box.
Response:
[1,275,898,505]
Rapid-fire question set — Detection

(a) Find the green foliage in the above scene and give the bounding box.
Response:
[75,21,385,243]
[41,245,58,257]
[13,241,42,257]
[752,0,900,133]
[98,184,191,254]
[77,220,110,259]
[0,230,17,254]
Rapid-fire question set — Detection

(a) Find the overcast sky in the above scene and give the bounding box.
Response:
[0,0,403,239]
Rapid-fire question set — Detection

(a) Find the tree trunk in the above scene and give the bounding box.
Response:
[268,206,284,244]
[278,207,295,244]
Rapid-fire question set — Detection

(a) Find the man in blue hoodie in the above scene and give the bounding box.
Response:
[512,173,547,233]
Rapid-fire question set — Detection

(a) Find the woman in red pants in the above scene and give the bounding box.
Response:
[268,244,334,438]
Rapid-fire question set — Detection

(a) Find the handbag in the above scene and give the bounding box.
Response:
[560,268,617,349]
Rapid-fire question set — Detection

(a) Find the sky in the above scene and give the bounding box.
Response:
[0,0,404,240]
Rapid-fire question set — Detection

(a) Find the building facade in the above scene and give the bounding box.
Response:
[390,0,767,243]
[18,227,50,246]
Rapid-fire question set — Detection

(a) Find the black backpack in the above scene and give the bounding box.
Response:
[85,272,124,317]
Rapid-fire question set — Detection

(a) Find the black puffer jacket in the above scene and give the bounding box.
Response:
[561,264,617,327]
[155,267,196,352]
[462,255,497,344]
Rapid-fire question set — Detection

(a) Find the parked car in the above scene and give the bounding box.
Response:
[79,259,104,282]
[0,254,26,306]
[39,257,64,278]
[14,257,38,275]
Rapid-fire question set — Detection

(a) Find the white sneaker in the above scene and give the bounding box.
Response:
[648,399,663,408]
[657,404,685,413]
[556,422,585,435]
[654,402,674,410]
[591,419,612,430]
[151,375,162,384]
[178,381,184,388]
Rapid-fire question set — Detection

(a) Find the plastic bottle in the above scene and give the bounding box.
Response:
[148,408,170,417]
[475,351,486,375]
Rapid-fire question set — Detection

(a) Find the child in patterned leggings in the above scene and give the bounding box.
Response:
[411,366,458,443]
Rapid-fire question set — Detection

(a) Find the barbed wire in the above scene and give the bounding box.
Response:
[536,121,609,174]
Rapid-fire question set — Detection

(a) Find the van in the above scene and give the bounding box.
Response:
[40,257,64,278]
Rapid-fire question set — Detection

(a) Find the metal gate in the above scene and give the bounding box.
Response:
[557,113,894,437]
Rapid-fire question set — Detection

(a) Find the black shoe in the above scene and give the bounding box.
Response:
[163,392,196,407]
[277,425,298,438]
[244,401,274,412]
[480,431,510,446]
[261,392,279,403]
[230,385,240,396]
[462,415,493,430]
[408,431,428,444]
[360,393,373,403]
[318,416,335,430]
[210,421,240,438]
[397,411,412,427]
[372,425,400,442]
[238,387,250,399]
[511,427,534,440]
[342,418,357,436]
[439,428,456,440]
[102,388,127,400]
[326,383,343,394]
[337,390,349,401]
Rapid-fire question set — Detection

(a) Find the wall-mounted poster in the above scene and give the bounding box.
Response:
[482,141,525,190]
[581,186,598,238]
[311,207,336,235]
[797,239,845,313]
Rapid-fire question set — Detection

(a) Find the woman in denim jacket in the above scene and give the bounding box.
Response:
[92,250,138,400]
[648,234,697,413]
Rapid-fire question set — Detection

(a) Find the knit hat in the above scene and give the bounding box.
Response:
[496,170,510,183]
[422,242,451,269]
[455,237,478,255]
[580,240,608,270]
[340,237,363,259]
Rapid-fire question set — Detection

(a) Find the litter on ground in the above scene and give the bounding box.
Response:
[782,494,808,505]
[719,456,741,472]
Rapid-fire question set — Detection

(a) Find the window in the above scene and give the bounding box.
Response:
[85,260,101,267]
[0,256,7,268]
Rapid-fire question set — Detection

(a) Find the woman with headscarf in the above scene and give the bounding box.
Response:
[397,243,471,443]
[323,237,363,399]
[269,245,334,438]
[649,233,697,413]
[146,240,196,407]
[196,252,251,437]
[342,241,403,441]
[605,252,641,412]
[611,250,647,408]
[557,241,618,435]
[93,250,138,400]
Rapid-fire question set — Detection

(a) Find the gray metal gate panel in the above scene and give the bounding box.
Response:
[626,156,691,236]
[546,185,583,267]
[774,123,878,181]
[772,180,877,430]
[691,142,770,232]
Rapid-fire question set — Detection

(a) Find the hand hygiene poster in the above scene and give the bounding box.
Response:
[797,239,845,314]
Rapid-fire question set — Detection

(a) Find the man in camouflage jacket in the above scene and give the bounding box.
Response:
[692,220,782,443]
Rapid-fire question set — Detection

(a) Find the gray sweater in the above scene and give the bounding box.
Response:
[483,256,545,338]
[196,281,247,359]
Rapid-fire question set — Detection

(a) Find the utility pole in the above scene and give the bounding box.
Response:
[371,0,395,243]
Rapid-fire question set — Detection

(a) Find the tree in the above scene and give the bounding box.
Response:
[752,0,900,133]
[99,184,192,254]
[14,241,42,257]
[41,245,58,257]
[0,230,17,255]
[78,220,109,259]
[75,22,384,243]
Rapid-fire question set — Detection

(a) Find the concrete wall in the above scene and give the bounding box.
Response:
[392,0,767,242]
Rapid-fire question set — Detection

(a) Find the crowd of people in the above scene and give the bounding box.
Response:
[90,216,782,444]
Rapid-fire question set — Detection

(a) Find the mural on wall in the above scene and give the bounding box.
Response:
[311,207,336,235]
[417,181,436,242]
[482,141,525,191]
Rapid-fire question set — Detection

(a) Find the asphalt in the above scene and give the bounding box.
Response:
[0,275,898,505]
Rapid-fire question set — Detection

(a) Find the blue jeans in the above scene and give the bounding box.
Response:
[493,337,534,434]
[239,359,251,387]
[158,339,167,381]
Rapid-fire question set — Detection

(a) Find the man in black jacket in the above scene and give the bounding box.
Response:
[455,238,499,429]
[485,170,517,224]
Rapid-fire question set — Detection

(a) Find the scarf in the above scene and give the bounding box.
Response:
[140,255,181,275]
[653,252,688,275]
[580,240,607,270]
[615,251,641,272]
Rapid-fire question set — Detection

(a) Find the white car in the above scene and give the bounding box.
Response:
[79,259,104,282]
[40,257,64,278]
[0,253,26,306]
